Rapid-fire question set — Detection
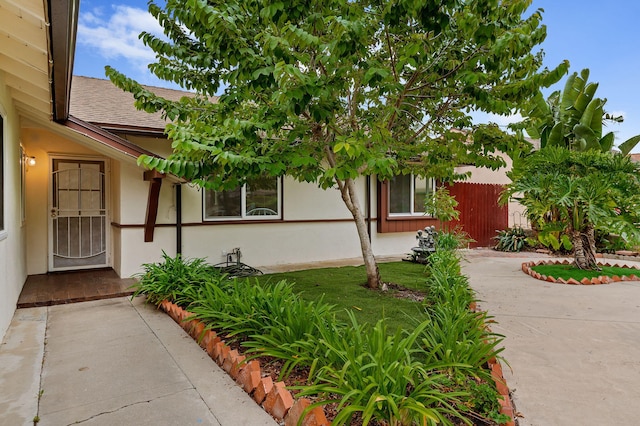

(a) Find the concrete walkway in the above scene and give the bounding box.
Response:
[0,297,276,426]
[463,253,640,425]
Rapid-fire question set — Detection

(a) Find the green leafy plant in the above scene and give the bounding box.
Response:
[493,227,529,252]
[595,230,629,253]
[503,147,640,269]
[435,229,474,252]
[424,186,460,232]
[537,230,573,252]
[298,312,467,426]
[420,305,504,382]
[462,380,511,425]
[135,252,508,425]
[424,249,472,309]
[132,252,222,306]
[513,68,640,154]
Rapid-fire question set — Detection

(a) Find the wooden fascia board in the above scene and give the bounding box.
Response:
[63,116,160,159]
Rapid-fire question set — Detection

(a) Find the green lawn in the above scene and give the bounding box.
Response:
[254,261,429,331]
[532,264,640,280]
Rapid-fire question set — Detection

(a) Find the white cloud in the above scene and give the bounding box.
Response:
[77,5,163,72]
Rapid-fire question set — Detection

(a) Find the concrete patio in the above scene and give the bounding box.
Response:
[463,252,640,425]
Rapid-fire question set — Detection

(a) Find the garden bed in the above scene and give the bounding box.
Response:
[134,248,517,425]
[522,260,640,284]
[158,299,516,426]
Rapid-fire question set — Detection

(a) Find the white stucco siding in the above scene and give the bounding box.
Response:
[455,152,513,185]
[0,79,28,341]
[118,162,178,225]
[117,227,176,278]
[182,221,363,269]
[282,177,355,220]
[372,230,416,257]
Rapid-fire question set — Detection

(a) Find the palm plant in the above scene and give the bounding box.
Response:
[502,147,640,269]
[513,68,640,155]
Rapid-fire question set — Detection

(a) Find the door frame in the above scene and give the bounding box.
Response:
[47,154,111,271]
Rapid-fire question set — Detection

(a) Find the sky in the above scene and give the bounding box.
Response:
[74,0,640,151]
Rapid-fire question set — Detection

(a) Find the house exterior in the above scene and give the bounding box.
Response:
[0,0,518,341]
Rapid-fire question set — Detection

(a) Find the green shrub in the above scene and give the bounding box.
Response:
[445,378,511,425]
[420,305,504,381]
[132,252,222,306]
[493,227,529,252]
[424,249,473,310]
[436,229,473,251]
[297,312,467,426]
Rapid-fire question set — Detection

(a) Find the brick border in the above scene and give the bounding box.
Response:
[522,260,640,285]
[159,299,516,425]
[159,300,329,425]
[469,303,516,426]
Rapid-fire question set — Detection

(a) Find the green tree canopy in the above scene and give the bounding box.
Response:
[107,0,568,288]
[502,147,640,269]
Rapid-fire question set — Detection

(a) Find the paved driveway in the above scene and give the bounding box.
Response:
[463,253,640,425]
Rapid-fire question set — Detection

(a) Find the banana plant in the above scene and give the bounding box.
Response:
[514,69,640,155]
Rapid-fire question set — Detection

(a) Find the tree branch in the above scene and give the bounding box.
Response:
[385,27,399,83]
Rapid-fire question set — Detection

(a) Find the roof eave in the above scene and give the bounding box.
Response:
[48,0,80,122]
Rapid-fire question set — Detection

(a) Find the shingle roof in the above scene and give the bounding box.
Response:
[69,75,195,132]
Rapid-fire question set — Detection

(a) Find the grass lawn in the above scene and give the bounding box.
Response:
[254,261,429,331]
[532,263,640,281]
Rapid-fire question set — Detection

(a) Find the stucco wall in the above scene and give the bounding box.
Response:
[0,77,28,341]
[111,171,426,277]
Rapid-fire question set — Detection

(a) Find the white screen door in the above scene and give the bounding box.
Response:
[50,159,108,270]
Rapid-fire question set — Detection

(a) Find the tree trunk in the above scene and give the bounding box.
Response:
[572,227,599,270]
[340,177,382,289]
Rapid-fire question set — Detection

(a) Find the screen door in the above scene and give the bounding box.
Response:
[50,159,107,270]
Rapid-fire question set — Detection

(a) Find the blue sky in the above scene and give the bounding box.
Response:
[74,0,640,150]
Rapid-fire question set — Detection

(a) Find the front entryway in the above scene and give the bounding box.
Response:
[49,158,108,270]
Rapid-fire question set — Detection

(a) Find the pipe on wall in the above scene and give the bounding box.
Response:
[175,183,182,255]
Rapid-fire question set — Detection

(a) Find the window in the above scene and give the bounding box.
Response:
[388,174,434,216]
[203,176,281,220]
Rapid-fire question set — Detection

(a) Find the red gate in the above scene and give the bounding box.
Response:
[447,182,508,248]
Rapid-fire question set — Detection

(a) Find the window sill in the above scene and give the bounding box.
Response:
[202,218,283,224]
[386,215,435,221]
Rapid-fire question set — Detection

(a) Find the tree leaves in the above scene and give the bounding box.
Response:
[516,68,640,154]
[504,147,640,250]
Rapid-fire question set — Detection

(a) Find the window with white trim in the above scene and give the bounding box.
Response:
[388,174,435,216]
[203,176,281,220]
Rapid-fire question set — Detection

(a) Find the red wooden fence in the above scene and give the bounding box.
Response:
[447,182,508,248]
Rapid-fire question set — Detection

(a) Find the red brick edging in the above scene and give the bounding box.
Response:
[470,302,516,426]
[160,299,515,425]
[158,300,329,425]
[522,260,640,285]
